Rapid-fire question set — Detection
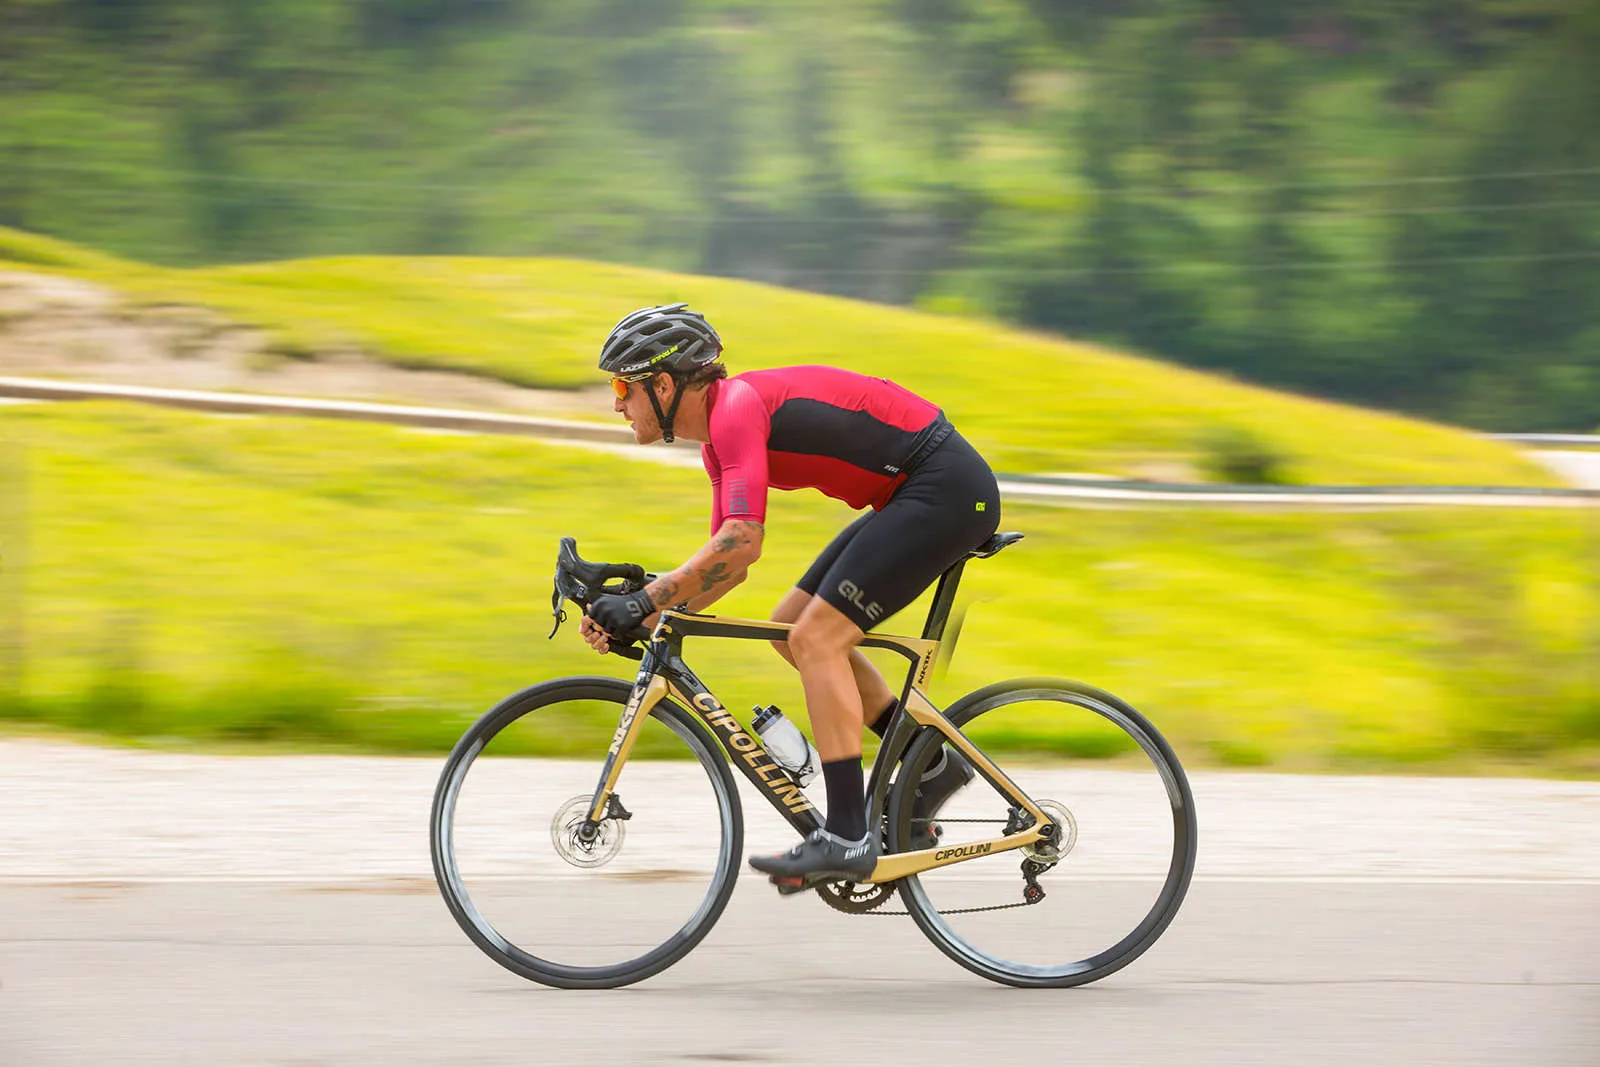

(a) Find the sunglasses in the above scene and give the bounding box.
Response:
[610,372,652,399]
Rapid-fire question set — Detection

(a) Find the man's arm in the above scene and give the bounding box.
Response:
[643,519,763,615]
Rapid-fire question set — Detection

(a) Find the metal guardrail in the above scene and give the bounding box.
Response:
[3,376,1596,508]
[1488,433,1600,447]
[0,375,633,443]
[994,471,1600,506]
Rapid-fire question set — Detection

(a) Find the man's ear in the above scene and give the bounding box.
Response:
[652,372,675,400]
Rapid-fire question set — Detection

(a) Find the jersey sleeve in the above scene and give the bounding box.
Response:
[701,442,725,533]
[706,378,771,525]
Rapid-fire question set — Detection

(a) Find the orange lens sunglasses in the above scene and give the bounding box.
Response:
[610,373,650,399]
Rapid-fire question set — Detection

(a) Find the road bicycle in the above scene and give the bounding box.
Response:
[430,532,1197,989]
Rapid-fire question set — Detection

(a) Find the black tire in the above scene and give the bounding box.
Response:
[886,678,1197,988]
[430,676,743,989]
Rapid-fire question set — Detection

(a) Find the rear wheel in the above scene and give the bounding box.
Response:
[887,678,1196,987]
[430,676,742,988]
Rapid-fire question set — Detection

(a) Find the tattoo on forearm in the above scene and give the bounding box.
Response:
[700,562,729,592]
[650,520,761,609]
[648,577,681,608]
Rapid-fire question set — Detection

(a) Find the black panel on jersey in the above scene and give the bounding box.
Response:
[767,398,926,475]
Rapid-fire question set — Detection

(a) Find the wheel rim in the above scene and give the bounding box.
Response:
[894,684,1196,985]
[432,683,740,983]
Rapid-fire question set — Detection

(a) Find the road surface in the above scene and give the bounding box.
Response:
[1,741,1596,1066]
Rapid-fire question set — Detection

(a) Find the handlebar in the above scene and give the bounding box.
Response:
[549,536,657,659]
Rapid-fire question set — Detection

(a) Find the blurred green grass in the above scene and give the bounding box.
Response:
[2,402,1593,773]
[0,226,1560,489]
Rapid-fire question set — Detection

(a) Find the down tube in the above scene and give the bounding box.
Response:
[665,665,823,836]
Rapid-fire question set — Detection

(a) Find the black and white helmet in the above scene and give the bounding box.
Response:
[599,303,722,377]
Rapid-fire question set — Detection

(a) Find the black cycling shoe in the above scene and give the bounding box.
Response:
[749,829,879,886]
[908,747,976,850]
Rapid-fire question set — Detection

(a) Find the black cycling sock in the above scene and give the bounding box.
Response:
[821,757,867,841]
[865,698,897,740]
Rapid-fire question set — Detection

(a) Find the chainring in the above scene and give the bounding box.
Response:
[815,878,898,914]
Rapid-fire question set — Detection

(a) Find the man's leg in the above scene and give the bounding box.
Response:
[786,598,867,756]
[770,587,896,725]
[767,585,969,847]
[752,442,996,881]
[785,597,870,839]
[748,596,880,883]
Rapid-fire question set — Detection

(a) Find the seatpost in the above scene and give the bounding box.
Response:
[921,560,966,642]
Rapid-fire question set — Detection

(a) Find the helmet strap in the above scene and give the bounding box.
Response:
[645,375,688,445]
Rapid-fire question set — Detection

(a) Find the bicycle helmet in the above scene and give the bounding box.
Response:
[600,303,723,443]
[599,303,722,376]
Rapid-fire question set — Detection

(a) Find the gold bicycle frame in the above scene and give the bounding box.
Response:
[584,609,1053,885]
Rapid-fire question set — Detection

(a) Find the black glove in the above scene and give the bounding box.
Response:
[587,589,657,639]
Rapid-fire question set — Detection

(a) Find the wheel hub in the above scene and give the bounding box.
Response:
[550,795,627,868]
[1020,800,1077,865]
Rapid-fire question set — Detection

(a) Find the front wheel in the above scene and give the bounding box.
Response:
[430,676,743,988]
[887,678,1197,987]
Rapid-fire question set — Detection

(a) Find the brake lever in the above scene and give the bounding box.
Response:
[549,569,589,640]
[548,536,659,654]
[548,578,567,639]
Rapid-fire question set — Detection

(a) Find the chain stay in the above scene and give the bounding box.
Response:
[835,812,1053,916]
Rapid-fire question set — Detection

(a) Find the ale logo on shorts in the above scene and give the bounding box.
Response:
[838,579,884,621]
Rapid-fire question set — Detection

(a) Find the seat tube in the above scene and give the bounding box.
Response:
[921,559,966,642]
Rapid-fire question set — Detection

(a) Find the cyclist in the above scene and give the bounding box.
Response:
[579,303,1001,886]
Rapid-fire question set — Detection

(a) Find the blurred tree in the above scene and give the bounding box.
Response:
[0,0,1595,428]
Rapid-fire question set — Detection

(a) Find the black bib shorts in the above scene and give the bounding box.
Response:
[796,427,1001,632]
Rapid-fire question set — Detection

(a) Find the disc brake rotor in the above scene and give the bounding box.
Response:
[1021,799,1077,864]
[550,795,627,869]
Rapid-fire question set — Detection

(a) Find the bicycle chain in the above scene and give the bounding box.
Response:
[849,898,1038,917]
[827,818,1045,917]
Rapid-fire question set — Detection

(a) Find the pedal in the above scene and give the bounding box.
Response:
[771,876,808,896]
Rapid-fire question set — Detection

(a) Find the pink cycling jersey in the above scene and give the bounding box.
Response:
[700,366,943,530]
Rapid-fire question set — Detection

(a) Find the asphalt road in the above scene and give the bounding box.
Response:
[2,741,1597,1066]
[0,878,1595,1067]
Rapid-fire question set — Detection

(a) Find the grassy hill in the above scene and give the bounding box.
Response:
[0,401,1594,773]
[0,226,1561,489]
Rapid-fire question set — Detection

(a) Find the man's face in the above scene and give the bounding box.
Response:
[613,372,667,445]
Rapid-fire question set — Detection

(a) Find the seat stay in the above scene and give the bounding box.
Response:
[862,686,1050,883]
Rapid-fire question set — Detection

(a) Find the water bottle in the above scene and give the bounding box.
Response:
[751,705,821,787]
